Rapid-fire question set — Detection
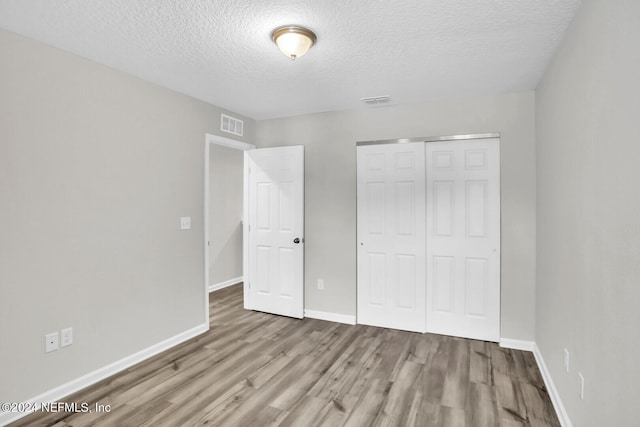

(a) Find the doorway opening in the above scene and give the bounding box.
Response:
[204,133,255,326]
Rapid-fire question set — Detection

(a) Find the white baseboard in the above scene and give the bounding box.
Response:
[208,276,242,293]
[499,338,535,352]
[533,343,572,427]
[0,323,208,427]
[304,309,356,325]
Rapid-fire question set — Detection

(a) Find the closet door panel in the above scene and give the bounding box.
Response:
[426,138,500,342]
[357,142,426,333]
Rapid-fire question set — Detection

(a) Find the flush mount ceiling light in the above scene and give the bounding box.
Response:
[271,25,317,60]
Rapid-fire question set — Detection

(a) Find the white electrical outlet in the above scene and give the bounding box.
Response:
[564,348,570,373]
[180,217,191,230]
[61,327,73,347]
[45,332,59,353]
[317,279,324,290]
[578,372,585,400]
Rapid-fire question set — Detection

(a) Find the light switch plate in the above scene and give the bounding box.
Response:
[61,327,73,347]
[180,217,191,230]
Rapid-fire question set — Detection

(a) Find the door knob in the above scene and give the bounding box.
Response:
[293,238,301,244]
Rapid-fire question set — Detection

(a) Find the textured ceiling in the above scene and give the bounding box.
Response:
[0,0,582,120]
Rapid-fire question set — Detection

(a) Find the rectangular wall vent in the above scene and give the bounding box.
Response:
[361,96,390,105]
[221,114,244,136]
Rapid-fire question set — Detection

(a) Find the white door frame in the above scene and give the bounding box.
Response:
[204,133,255,327]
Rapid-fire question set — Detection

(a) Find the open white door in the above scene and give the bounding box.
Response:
[426,138,500,341]
[245,146,304,318]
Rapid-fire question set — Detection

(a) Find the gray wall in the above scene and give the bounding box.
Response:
[256,92,537,341]
[209,144,243,286]
[535,1,640,425]
[0,28,254,403]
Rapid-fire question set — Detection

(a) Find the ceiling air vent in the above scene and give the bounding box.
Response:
[361,96,390,106]
[221,114,244,137]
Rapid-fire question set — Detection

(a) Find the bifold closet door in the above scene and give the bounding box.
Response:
[425,139,500,342]
[356,142,426,333]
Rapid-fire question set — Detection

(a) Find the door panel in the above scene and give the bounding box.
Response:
[465,257,488,316]
[426,138,500,342]
[246,146,304,318]
[433,255,455,312]
[466,180,488,237]
[357,142,426,333]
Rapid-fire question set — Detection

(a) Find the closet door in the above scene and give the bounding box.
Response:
[357,142,426,333]
[425,138,500,342]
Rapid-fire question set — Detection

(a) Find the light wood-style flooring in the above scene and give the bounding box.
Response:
[11,284,559,426]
